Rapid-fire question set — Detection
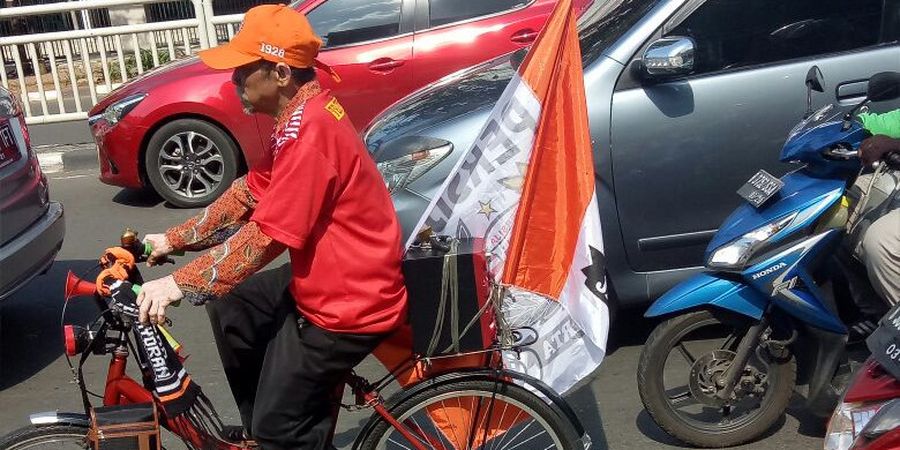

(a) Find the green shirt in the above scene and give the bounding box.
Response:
[860,109,900,138]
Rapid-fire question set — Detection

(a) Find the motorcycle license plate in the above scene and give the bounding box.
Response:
[737,170,783,208]
[867,304,900,381]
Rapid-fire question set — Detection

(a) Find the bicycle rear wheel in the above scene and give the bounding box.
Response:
[358,379,580,450]
[0,424,89,449]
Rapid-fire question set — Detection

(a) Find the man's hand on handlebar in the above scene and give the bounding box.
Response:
[143,233,174,267]
[136,275,184,325]
[860,135,900,166]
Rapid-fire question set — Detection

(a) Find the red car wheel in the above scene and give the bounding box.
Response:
[144,118,240,208]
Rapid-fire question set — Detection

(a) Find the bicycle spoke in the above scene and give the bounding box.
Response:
[493,406,524,450]
[488,401,511,450]
[496,418,536,450]
[402,416,435,449]
[466,395,478,450]
[387,437,415,450]
[505,425,547,450]
[376,386,568,450]
[472,397,494,449]
[407,416,430,442]
[442,400,463,449]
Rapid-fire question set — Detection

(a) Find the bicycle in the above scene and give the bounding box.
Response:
[0,229,588,450]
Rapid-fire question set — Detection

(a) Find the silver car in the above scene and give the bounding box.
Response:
[366,0,900,310]
[0,86,65,300]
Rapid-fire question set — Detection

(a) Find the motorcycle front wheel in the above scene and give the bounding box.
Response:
[637,309,796,448]
[0,424,90,449]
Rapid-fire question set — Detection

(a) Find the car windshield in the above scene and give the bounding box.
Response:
[579,0,662,65]
[365,55,518,152]
[365,0,662,149]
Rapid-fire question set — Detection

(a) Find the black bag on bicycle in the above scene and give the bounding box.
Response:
[402,236,495,356]
[88,403,161,450]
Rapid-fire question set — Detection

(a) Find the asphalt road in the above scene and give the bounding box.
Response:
[0,167,826,449]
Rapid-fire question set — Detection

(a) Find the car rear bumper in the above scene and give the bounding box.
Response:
[0,201,65,300]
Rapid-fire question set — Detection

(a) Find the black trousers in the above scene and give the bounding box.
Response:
[206,264,385,450]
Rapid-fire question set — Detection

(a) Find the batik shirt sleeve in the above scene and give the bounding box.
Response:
[166,177,284,306]
[171,221,286,305]
[165,177,257,252]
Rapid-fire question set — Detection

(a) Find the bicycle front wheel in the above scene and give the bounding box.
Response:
[358,379,580,450]
[0,424,90,449]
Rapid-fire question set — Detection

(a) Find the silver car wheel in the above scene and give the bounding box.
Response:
[157,131,225,199]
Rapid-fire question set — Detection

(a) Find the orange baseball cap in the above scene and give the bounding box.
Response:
[199,4,323,71]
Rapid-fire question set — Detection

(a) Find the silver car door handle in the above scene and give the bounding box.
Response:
[837,80,868,101]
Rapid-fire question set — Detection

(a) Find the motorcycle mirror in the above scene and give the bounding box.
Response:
[805,66,825,93]
[867,72,900,102]
[804,66,824,118]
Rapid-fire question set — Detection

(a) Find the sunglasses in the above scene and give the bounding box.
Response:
[231,61,271,87]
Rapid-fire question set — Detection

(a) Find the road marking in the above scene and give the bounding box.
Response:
[37,152,63,174]
[51,174,91,180]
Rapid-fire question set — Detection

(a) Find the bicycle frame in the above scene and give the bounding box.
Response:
[94,326,440,450]
[60,251,440,450]
[95,331,243,450]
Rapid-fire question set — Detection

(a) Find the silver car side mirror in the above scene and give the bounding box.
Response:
[642,37,695,78]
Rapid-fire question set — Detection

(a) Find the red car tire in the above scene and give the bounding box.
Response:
[144,118,240,208]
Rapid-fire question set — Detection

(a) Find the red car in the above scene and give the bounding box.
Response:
[88,0,591,207]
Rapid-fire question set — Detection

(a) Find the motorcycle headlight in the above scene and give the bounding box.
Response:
[95,93,147,126]
[708,213,797,270]
[376,137,452,195]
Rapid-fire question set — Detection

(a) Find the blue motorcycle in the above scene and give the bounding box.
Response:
[636,67,900,448]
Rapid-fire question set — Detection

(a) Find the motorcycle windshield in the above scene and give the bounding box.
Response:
[780,103,867,166]
[785,104,844,141]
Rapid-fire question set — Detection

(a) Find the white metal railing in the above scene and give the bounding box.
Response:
[0,0,243,124]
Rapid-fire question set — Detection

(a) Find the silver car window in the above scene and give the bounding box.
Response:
[666,0,900,76]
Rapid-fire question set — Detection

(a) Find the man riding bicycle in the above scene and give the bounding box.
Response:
[134,5,408,449]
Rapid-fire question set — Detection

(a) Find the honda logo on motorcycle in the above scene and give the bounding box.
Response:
[752,262,787,280]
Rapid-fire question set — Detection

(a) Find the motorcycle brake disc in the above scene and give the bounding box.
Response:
[688,350,738,407]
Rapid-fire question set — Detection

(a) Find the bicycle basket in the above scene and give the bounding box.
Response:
[402,236,496,356]
[88,403,161,450]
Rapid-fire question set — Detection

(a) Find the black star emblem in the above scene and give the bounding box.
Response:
[581,246,607,301]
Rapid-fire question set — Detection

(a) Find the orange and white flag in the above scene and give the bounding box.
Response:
[408,0,609,393]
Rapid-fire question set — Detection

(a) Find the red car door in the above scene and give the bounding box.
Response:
[296,0,417,130]
[411,0,556,89]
